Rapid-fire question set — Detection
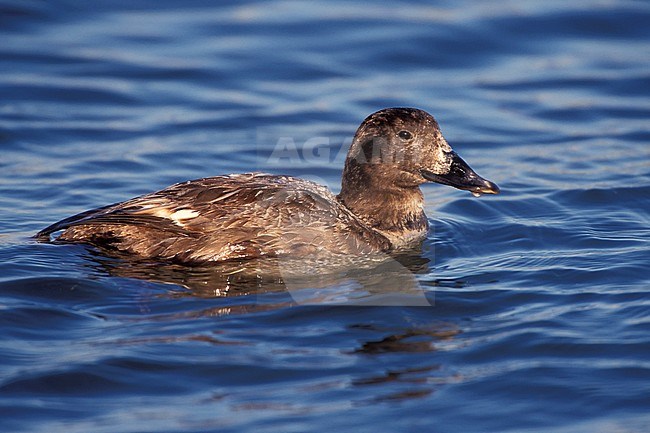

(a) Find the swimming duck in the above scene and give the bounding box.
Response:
[37,108,499,264]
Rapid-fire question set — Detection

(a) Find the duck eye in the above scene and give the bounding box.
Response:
[398,130,413,140]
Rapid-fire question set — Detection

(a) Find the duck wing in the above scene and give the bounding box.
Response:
[36,173,390,263]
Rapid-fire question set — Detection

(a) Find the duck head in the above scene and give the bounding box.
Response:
[338,108,499,242]
[341,107,500,197]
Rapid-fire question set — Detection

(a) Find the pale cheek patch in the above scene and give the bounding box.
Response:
[425,146,452,175]
[440,137,452,153]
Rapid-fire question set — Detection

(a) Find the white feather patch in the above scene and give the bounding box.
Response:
[149,208,172,218]
[169,209,199,226]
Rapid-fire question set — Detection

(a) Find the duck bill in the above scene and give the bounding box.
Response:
[421,151,500,195]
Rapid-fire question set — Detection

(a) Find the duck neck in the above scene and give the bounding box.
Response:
[337,161,428,245]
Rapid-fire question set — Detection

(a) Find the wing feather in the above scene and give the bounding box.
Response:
[37,173,390,262]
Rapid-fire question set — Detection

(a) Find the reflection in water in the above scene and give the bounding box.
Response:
[356,368,437,403]
[105,334,250,347]
[84,247,435,307]
[81,247,461,404]
[353,326,459,354]
[352,324,461,403]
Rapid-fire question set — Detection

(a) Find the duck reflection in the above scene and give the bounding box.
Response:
[83,248,460,404]
[352,323,460,403]
[354,325,458,354]
[84,248,434,307]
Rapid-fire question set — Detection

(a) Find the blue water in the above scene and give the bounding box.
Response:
[2,0,650,431]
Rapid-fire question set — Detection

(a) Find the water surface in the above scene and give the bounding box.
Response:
[1,1,649,432]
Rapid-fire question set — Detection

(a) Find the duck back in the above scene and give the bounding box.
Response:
[37,173,391,263]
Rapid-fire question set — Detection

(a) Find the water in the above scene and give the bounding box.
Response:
[1,0,649,431]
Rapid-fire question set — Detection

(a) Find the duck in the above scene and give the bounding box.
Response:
[36,108,499,264]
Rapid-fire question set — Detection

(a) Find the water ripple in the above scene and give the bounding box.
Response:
[1,1,650,432]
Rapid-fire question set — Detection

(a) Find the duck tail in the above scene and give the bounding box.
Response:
[34,204,114,242]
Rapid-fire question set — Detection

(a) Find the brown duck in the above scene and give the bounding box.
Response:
[37,108,499,263]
